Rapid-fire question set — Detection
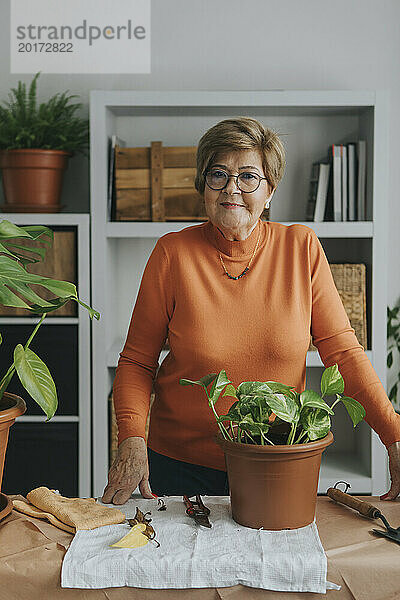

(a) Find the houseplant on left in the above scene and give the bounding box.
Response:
[0,71,89,212]
[0,219,99,520]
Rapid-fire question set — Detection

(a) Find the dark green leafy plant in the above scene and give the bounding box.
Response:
[387,303,400,408]
[0,72,89,156]
[0,219,99,420]
[180,364,365,445]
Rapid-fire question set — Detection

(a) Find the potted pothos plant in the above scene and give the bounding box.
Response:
[387,303,400,413]
[180,364,366,530]
[0,219,99,520]
[0,72,89,213]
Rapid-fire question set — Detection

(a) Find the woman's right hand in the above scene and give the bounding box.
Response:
[101,436,154,505]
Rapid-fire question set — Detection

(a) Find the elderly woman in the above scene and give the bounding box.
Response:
[102,117,400,504]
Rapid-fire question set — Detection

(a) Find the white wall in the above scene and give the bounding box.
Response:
[1,0,399,348]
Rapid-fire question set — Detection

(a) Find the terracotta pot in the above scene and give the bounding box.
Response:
[216,430,333,530]
[0,393,26,520]
[0,492,12,521]
[0,149,71,212]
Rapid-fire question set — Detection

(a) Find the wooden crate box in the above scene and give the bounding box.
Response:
[115,141,270,222]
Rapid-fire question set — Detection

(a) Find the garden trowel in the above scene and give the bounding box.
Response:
[327,483,400,545]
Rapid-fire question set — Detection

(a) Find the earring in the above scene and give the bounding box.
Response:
[265,190,274,209]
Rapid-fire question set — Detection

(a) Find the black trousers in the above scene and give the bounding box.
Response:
[147,447,229,496]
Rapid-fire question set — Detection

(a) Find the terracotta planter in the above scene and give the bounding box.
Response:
[0,149,71,213]
[216,430,333,530]
[0,393,26,520]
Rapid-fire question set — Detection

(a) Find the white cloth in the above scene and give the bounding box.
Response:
[61,496,340,593]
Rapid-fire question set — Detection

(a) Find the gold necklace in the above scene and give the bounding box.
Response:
[218,226,261,280]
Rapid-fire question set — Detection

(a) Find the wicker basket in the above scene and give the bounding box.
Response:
[114,142,270,222]
[109,392,155,467]
[309,263,367,351]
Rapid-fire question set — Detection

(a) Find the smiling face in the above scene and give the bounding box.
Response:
[203,149,273,240]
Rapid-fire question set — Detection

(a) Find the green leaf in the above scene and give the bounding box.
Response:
[299,390,334,414]
[262,382,296,395]
[263,393,300,425]
[209,370,232,406]
[339,396,366,427]
[238,393,272,417]
[13,344,58,420]
[36,278,78,299]
[238,414,271,437]
[388,322,396,338]
[0,73,89,155]
[222,384,237,398]
[300,407,331,440]
[179,373,217,397]
[292,391,301,406]
[0,220,43,241]
[387,350,393,368]
[388,306,400,320]
[216,401,242,423]
[389,383,398,404]
[321,364,344,396]
[4,242,47,262]
[76,298,100,321]
[27,298,71,315]
[0,276,57,308]
[0,241,43,268]
[19,225,53,244]
[0,243,97,318]
[0,282,32,309]
[0,365,16,401]
[238,414,260,435]
[236,381,272,398]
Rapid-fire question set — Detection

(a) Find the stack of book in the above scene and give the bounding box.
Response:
[306,141,366,222]
[108,134,126,221]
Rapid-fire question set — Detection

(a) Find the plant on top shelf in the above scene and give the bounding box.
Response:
[0,72,89,212]
[180,364,366,446]
[0,219,99,419]
[0,71,89,155]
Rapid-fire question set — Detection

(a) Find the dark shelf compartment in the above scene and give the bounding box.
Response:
[2,422,78,497]
[0,324,78,415]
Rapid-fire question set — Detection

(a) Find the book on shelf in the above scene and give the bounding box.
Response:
[347,143,357,221]
[306,162,330,222]
[332,144,342,221]
[357,140,366,221]
[305,162,319,221]
[341,144,348,222]
[108,134,126,221]
[308,139,366,222]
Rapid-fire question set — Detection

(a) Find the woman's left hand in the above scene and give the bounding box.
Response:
[380,441,400,500]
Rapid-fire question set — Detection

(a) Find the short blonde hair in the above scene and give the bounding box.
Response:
[194,117,286,195]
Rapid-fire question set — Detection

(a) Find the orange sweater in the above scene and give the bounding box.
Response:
[113,219,400,471]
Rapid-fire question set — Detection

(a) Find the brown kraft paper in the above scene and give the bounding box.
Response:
[0,495,399,600]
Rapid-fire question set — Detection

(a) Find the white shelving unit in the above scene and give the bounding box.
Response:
[0,213,91,497]
[90,90,389,498]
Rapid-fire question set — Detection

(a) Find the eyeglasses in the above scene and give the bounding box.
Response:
[203,168,268,193]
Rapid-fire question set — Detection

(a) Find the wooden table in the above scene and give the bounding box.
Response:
[1,495,399,600]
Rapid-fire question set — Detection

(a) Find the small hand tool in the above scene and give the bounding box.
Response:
[327,481,400,546]
[183,494,212,528]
